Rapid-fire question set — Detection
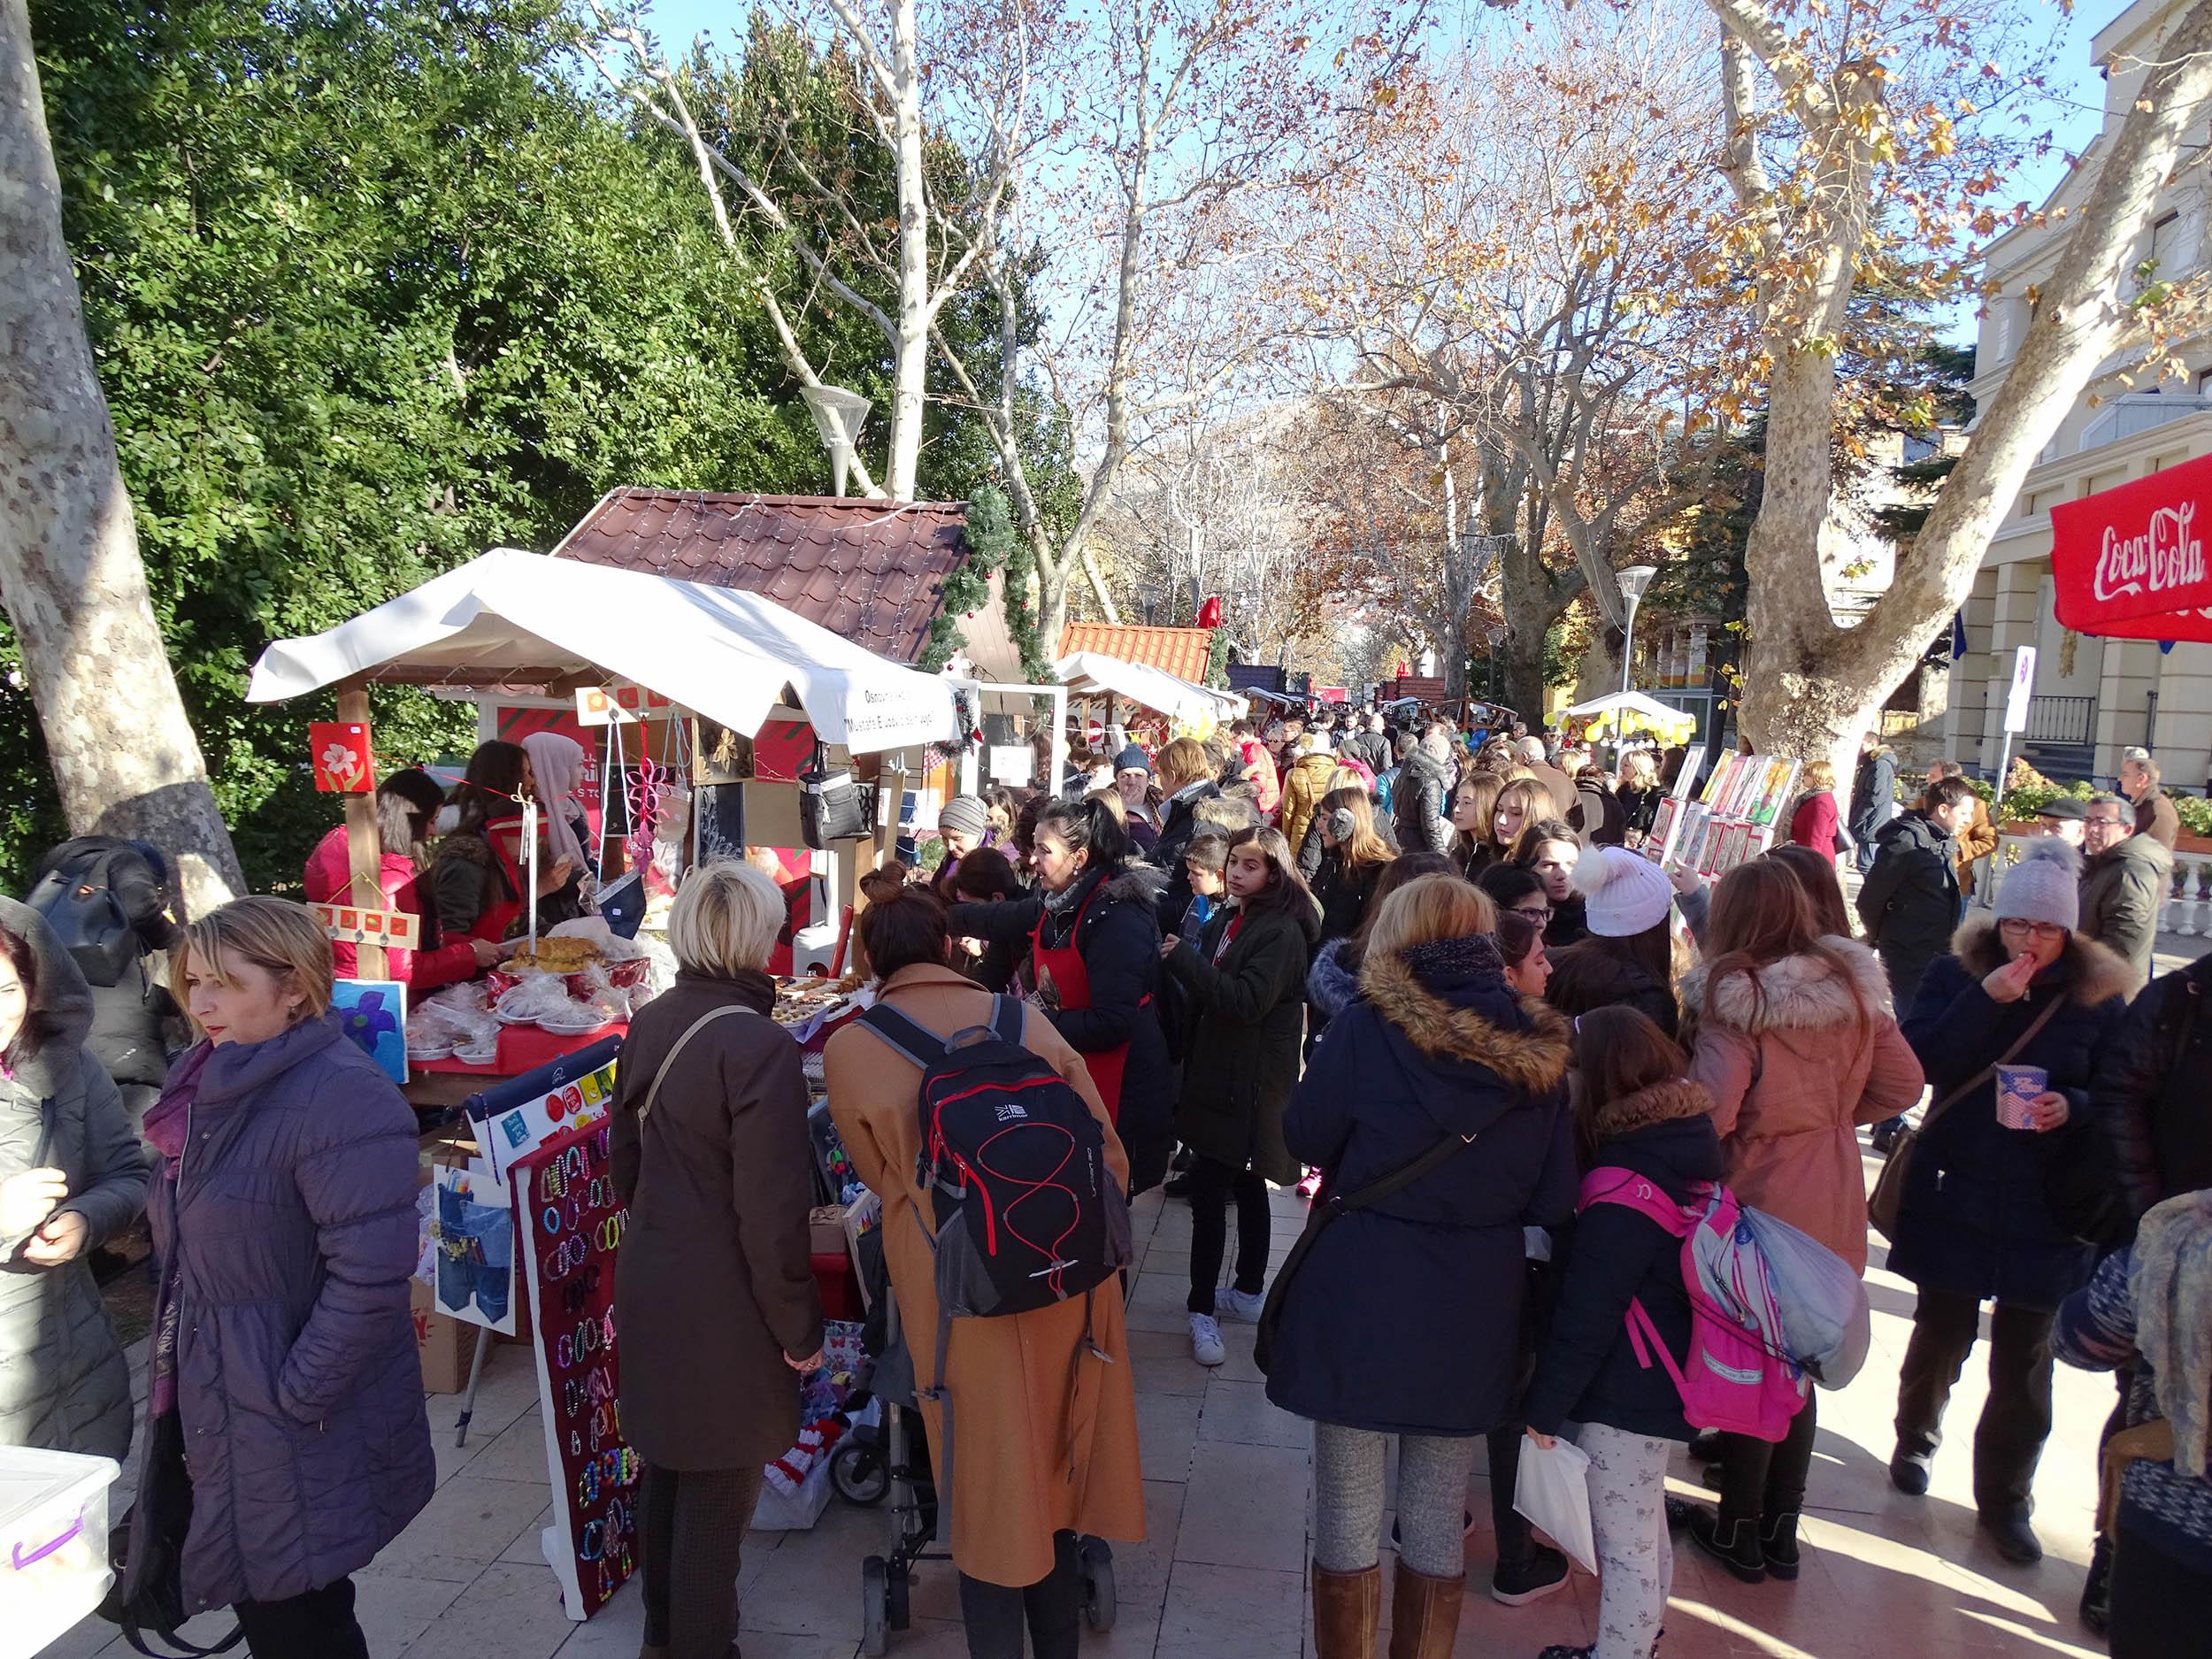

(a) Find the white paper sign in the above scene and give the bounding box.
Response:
[2002,644,2039,733]
[987,745,1033,786]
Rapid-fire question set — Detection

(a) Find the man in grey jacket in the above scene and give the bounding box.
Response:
[2080,793,2173,993]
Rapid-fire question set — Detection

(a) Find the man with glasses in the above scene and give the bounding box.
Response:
[2079,793,2172,993]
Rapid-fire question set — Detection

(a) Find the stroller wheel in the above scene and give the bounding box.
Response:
[833,1440,890,1506]
[862,1555,891,1656]
[1079,1536,1117,1633]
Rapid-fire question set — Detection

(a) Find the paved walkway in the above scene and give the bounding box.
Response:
[46,1140,2116,1659]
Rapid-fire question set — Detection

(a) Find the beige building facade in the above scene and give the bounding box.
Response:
[1946,0,2212,788]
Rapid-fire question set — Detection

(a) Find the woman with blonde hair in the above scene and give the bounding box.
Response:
[1310,787,1395,943]
[1616,749,1663,845]
[1268,874,1578,1656]
[1150,735,1225,918]
[1449,772,1503,878]
[1485,776,1550,872]
[612,863,823,1659]
[1786,758,1846,859]
[132,897,432,1656]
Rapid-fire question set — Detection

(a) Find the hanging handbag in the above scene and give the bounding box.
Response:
[96,1412,245,1658]
[800,744,872,848]
[1868,993,2065,1242]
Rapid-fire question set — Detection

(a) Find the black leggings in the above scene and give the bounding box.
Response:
[640,1462,765,1659]
[234,1577,367,1659]
[1186,1154,1271,1315]
[958,1531,1085,1659]
[1715,1393,1818,1524]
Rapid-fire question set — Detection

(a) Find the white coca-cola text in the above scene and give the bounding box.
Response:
[2093,501,2207,603]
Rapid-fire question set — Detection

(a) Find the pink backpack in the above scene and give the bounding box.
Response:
[1578,1166,1809,1443]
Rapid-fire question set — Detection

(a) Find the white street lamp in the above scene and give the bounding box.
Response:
[799,385,873,499]
[1616,565,1657,698]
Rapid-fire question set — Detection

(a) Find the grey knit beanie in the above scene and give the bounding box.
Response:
[1994,839,2080,932]
[938,794,988,841]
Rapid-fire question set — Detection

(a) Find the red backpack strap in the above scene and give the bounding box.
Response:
[1578,1166,1695,1234]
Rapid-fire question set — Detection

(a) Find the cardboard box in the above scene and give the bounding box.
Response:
[411,1274,472,1394]
[809,1204,849,1256]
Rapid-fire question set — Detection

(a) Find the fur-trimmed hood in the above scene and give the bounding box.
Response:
[1678,935,1893,1032]
[1358,948,1571,1096]
[1951,912,2134,1008]
[1588,1077,1712,1143]
[1307,935,1360,1018]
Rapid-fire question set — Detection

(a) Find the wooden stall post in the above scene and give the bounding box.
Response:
[336,681,386,980]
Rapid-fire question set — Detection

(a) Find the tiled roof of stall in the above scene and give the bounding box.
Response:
[1056,623,1216,684]
[549,489,970,666]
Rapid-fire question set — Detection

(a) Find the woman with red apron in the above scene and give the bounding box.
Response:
[947,797,1174,1195]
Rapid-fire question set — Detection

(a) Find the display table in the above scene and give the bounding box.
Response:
[402,1022,630,1112]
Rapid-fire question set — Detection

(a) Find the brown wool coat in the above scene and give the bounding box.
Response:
[611,969,823,1471]
[824,964,1146,1586]
[1678,937,1925,1272]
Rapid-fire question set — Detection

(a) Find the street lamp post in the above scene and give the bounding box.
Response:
[1616,565,1657,698]
[798,384,873,499]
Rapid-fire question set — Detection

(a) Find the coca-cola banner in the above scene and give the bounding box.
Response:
[2052,452,2212,631]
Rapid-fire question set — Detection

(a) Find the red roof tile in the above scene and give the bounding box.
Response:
[550,489,971,666]
[1057,623,1217,684]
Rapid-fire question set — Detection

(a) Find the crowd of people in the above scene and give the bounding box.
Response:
[1,704,2206,1659]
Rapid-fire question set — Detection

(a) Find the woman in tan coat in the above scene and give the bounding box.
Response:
[825,868,1144,1659]
[1674,858,1924,1586]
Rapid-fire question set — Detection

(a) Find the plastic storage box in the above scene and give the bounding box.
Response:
[0,1446,120,1659]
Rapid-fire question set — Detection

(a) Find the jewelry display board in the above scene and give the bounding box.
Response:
[512,1117,641,1620]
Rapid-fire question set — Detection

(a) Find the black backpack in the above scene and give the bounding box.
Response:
[856,995,1130,1318]
[27,836,171,989]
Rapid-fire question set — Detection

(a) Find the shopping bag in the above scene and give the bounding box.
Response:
[1511,1434,1597,1576]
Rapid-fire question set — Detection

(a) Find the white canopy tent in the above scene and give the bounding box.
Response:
[247,547,954,753]
[1560,689,1698,739]
[1051,650,1246,728]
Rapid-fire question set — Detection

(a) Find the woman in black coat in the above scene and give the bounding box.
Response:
[1268,875,1575,1659]
[1160,828,1317,1363]
[1886,843,2130,1567]
[949,798,1174,1196]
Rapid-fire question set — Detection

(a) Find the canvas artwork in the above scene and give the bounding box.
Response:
[332,979,407,1084]
[429,1164,518,1335]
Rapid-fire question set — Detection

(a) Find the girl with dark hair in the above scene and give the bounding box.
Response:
[825,868,1144,1659]
[948,796,1174,1194]
[1158,827,1318,1367]
[1673,859,1924,1583]
[1509,818,1587,949]
[1494,907,1552,1000]
[949,848,1025,993]
[431,739,570,942]
[0,903,147,1460]
[1524,1007,1717,1659]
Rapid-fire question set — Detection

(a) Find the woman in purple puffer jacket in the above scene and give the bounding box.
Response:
[132,897,433,1658]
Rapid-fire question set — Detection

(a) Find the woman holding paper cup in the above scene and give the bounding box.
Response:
[1886,839,2131,1567]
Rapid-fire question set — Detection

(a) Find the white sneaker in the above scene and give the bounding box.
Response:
[1216,1286,1266,1323]
[1188,1312,1226,1366]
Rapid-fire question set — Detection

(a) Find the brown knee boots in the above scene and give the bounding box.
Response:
[1388,1561,1465,1659]
[1312,1563,1381,1659]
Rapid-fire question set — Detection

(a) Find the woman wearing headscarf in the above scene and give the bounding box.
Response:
[520,730,597,926]
[0,898,148,1458]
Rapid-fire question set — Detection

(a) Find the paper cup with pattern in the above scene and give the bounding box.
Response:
[1993,1064,2047,1131]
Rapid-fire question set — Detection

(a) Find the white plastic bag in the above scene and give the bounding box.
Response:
[1512,1434,1597,1575]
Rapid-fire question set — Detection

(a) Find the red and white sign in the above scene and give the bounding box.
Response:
[311,902,419,951]
[2053,452,2212,632]
[574,683,673,726]
[309,722,375,793]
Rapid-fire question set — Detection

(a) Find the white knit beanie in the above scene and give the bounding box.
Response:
[1995,839,2081,932]
[1574,845,1676,937]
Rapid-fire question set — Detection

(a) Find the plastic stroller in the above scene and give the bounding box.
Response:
[830,1255,1116,1654]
